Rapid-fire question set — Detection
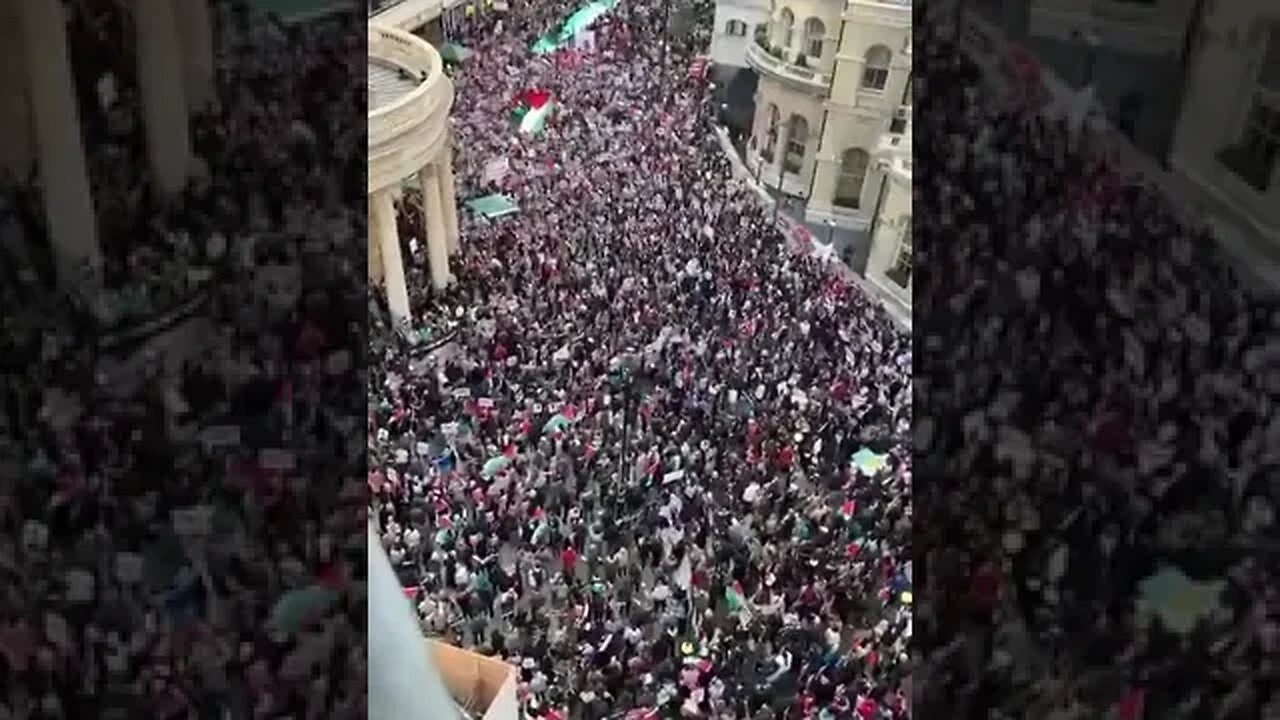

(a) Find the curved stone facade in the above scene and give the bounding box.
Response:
[367,24,460,323]
[368,26,455,195]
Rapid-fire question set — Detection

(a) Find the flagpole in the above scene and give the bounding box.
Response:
[660,0,671,108]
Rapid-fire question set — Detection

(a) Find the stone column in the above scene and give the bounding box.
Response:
[371,191,411,323]
[16,0,100,282]
[0,10,34,180]
[135,0,192,196]
[420,167,452,290]
[437,153,461,254]
[368,202,385,285]
[177,0,216,113]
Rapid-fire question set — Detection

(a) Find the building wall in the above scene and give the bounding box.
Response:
[864,164,911,309]
[1170,2,1280,237]
[747,0,909,240]
[752,78,830,194]
[1021,0,1195,156]
[711,0,769,68]
[762,0,845,73]
[809,3,910,225]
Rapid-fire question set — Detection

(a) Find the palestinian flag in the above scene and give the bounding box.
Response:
[512,89,554,135]
[725,581,748,614]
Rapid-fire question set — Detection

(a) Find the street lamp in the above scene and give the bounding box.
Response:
[608,354,643,485]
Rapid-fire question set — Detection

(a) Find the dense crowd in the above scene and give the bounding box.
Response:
[369,1,911,718]
[915,11,1279,720]
[1,2,366,718]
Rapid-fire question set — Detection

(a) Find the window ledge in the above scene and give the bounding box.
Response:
[1217,145,1275,193]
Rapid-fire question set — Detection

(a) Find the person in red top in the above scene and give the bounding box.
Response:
[560,545,578,576]
[1117,685,1145,720]
[776,445,795,470]
[969,559,1001,624]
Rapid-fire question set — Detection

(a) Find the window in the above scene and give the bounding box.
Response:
[725,19,748,36]
[886,221,912,288]
[784,115,808,173]
[761,104,780,161]
[1261,24,1280,92]
[901,74,913,106]
[803,18,825,59]
[1220,28,1280,191]
[890,114,907,134]
[862,45,892,91]
[834,148,869,208]
[1232,95,1280,190]
[777,8,795,49]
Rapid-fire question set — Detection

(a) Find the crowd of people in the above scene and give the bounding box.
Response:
[915,9,1278,719]
[370,0,911,718]
[1,2,367,718]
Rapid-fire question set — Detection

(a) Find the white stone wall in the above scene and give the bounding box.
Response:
[810,3,910,226]
[711,0,769,68]
[864,164,911,310]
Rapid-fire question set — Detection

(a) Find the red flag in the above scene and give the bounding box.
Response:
[840,499,856,518]
[520,88,552,109]
[403,586,419,599]
[317,561,347,590]
[1117,686,1145,720]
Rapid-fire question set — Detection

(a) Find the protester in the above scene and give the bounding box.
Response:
[914,12,1279,720]
[370,1,912,718]
[1,3,366,718]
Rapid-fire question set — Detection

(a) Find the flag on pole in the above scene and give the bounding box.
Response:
[519,99,555,135]
[513,89,555,135]
[725,581,748,613]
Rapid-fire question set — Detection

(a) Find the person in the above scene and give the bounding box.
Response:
[370,0,912,717]
[1,2,366,717]
[914,12,1278,720]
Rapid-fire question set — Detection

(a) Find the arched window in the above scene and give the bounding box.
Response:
[886,218,912,288]
[783,115,808,173]
[761,104,781,161]
[725,19,748,36]
[803,18,825,59]
[862,45,892,91]
[777,8,795,49]
[834,148,869,208]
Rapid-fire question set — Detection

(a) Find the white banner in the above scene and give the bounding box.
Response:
[483,157,511,185]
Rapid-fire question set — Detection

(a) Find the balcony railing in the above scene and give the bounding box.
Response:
[745,39,829,93]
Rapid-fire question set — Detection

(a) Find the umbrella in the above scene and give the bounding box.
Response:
[542,413,572,435]
[270,585,340,634]
[850,447,888,476]
[440,43,472,63]
[482,455,512,478]
[1136,566,1224,634]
